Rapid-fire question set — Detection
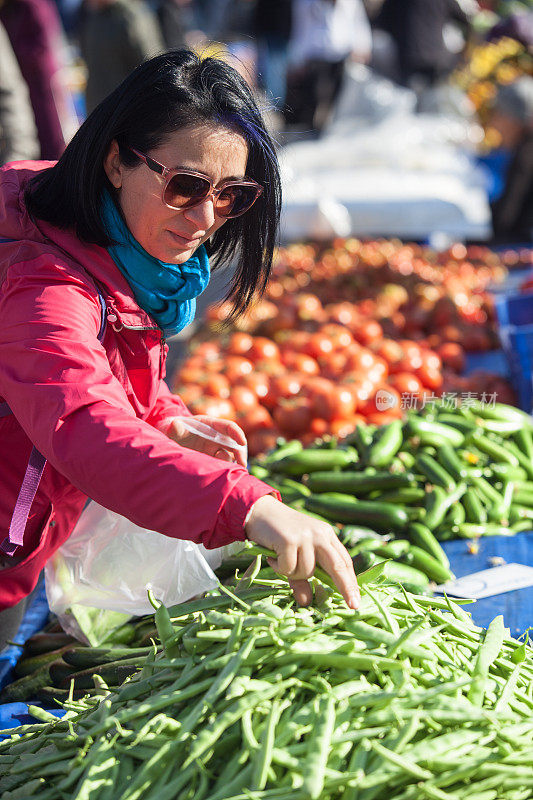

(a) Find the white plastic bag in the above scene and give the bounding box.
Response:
[44,419,247,639]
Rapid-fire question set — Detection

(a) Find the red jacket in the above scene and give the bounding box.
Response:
[0,161,275,610]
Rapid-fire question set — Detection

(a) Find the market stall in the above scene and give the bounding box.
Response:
[1,240,532,747]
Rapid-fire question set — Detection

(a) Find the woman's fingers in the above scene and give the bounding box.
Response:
[288,578,313,607]
[316,533,360,609]
[193,415,248,466]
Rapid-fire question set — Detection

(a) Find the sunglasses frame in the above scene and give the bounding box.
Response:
[127,147,264,218]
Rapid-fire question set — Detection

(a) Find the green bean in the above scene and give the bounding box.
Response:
[468,616,506,706]
[301,694,336,800]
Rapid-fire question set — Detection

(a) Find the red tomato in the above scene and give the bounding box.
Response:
[202,373,231,399]
[309,417,329,438]
[173,385,203,406]
[230,385,258,414]
[264,373,303,409]
[248,337,281,363]
[366,411,403,426]
[176,364,207,385]
[193,341,221,361]
[238,404,274,435]
[304,377,356,421]
[304,332,335,360]
[227,332,253,356]
[235,372,270,400]
[189,396,236,421]
[436,342,465,373]
[281,350,320,376]
[344,348,377,373]
[225,355,254,382]
[387,372,424,397]
[352,319,383,347]
[318,323,354,350]
[273,398,313,435]
[247,428,281,458]
[318,350,348,379]
[416,364,443,391]
[329,417,359,439]
[358,385,402,417]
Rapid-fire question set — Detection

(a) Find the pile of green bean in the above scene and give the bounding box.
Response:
[249,401,533,587]
[1,561,532,800]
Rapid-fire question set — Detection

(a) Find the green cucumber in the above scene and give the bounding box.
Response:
[275,448,357,476]
[307,470,413,495]
[462,490,488,524]
[513,428,533,462]
[351,550,379,574]
[467,401,533,429]
[366,420,403,468]
[415,452,456,491]
[486,463,528,482]
[373,539,411,559]
[438,443,469,481]
[401,546,455,584]
[350,424,376,464]
[452,523,515,538]
[513,488,533,508]
[263,439,302,466]
[468,431,519,467]
[377,560,430,592]
[379,487,426,505]
[423,486,449,530]
[304,493,409,531]
[407,523,450,569]
[406,417,465,448]
[433,412,477,435]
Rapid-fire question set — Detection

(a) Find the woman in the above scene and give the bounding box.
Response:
[0,50,359,649]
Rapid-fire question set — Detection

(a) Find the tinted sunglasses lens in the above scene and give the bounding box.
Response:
[164,173,210,208]
[217,185,259,217]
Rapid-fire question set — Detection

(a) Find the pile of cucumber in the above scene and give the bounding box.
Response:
[250,401,533,593]
[0,618,161,704]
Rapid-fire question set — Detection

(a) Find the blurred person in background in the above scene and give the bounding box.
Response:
[0,20,40,164]
[253,0,293,113]
[0,0,76,159]
[153,0,197,50]
[487,76,533,244]
[373,0,473,102]
[285,0,372,133]
[78,0,164,114]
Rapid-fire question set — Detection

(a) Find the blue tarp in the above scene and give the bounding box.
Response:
[0,577,50,693]
[441,531,533,639]
[0,703,64,740]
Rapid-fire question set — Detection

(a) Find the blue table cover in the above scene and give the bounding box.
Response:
[0,577,50,692]
[465,348,510,378]
[0,703,64,740]
[441,531,533,639]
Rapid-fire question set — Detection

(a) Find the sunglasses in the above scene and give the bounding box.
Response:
[127,147,263,218]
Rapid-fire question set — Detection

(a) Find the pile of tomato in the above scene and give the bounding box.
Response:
[172,239,520,456]
[206,240,513,352]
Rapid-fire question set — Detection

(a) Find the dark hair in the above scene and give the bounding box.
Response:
[24,50,281,317]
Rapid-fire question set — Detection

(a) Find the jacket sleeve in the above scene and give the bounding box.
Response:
[146,378,193,433]
[0,262,277,548]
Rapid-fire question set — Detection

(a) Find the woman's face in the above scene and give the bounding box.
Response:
[104,123,249,264]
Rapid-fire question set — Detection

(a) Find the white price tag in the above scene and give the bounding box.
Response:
[436,563,533,599]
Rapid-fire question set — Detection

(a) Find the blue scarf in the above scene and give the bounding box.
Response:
[101,191,210,336]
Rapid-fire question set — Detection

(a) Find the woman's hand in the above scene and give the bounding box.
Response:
[166,415,248,467]
[245,495,360,610]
